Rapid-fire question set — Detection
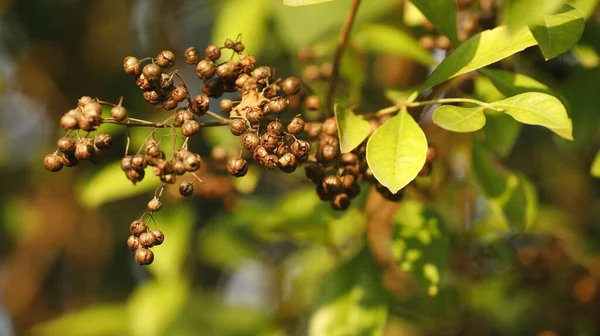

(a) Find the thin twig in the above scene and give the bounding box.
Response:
[206,111,231,123]
[101,118,228,128]
[325,0,361,117]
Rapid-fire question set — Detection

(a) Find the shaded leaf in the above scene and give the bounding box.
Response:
[479,68,556,97]
[335,104,371,153]
[530,5,585,59]
[353,24,434,66]
[432,105,487,132]
[30,304,127,336]
[309,247,387,336]
[490,92,573,140]
[213,0,271,56]
[284,0,334,5]
[502,0,564,32]
[424,26,537,88]
[409,0,459,45]
[483,113,523,157]
[78,163,160,208]
[366,109,428,193]
[591,150,600,178]
[560,66,600,148]
[567,0,599,19]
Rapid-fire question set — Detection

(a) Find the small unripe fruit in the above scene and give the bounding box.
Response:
[227,158,248,177]
[111,105,127,121]
[139,231,157,247]
[287,117,305,134]
[205,44,221,60]
[151,230,164,245]
[184,46,201,64]
[282,77,301,95]
[130,219,147,236]
[229,118,247,136]
[43,153,64,172]
[156,50,175,68]
[147,198,162,212]
[305,95,321,110]
[135,248,154,265]
[182,120,201,137]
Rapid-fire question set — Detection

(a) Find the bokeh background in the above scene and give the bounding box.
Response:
[1,0,600,335]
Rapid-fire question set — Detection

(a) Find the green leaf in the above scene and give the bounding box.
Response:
[423,26,537,88]
[335,105,371,153]
[30,304,127,336]
[366,109,428,193]
[479,68,556,97]
[560,66,600,148]
[78,163,160,208]
[530,5,585,60]
[284,0,334,5]
[353,24,434,66]
[490,92,573,140]
[482,113,523,157]
[567,0,599,19]
[432,105,487,132]
[502,0,565,32]
[591,150,600,178]
[213,0,271,56]
[309,248,388,336]
[409,0,459,46]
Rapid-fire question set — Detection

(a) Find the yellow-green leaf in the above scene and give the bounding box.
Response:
[284,0,333,5]
[502,0,565,32]
[567,0,599,19]
[366,109,428,193]
[432,105,487,132]
[335,104,371,153]
[530,5,585,60]
[479,68,556,97]
[591,150,600,178]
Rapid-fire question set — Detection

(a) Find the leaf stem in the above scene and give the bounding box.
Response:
[374,97,502,117]
[325,0,361,117]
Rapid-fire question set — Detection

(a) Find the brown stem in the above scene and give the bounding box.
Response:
[325,0,361,117]
[101,118,228,128]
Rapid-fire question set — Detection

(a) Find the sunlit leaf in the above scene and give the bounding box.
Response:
[502,0,564,32]
[78,163,160,208]
[353,24,434,66]
[479,68,556,98]
[423,26,537,88]
[309,248,388,336]
[591,150,600,178]
[409,0,458,45]
[213,0,271,56]
[530,5,585,59]
[490,92,573,140]
[30,304,127,336]
[432,105,487,132]
[567,0,599,19]
[366,109,428,193]
[335,104,371,153]
[284,0,334,6]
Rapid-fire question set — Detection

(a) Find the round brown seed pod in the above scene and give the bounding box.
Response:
[252,145,269,162]
[145,140,160,156]
[123,56,141,76]
[267,98,288,114]
[139,231,158,247]
[196,59,215,79]
[278,153,297,172]
[94,134,112,150]
[340,174,356,190]
[160,173,177,184]
[246,107,264,123]
[171,86,188,102]
[201,77,224,98]
[184,46,201,64]
[229,118,247,136]
[287,117,305,134]
[183,153,202,172]
[224,39,235,49]
[75,139,93,160]
[419,35,435,50]
[305,95,321,110]
[319,145,338,162]
[130,219,147,236]
[120,156,132,171]
[61,153,79,167]
[160,73,174,90]
[282,77,301,95]
[233,42,245,53]
[143,90,161,105]
[205,44,222,60]
[151,230,164,245]
[216,61,237,81]
[242,132,260,150]
[340,153,358,165]
[182,120,201,137]
[127,235,140,251]
[130,154,146,169]
[261,154,278,169]
[179,182,194,196]
[173,160,187,175]
[156,50,175,68]
[227,157,248,177]
[251,66,274,83]
[43,153,64,172]
[267,120,283,135]
[261,132,280,151]
[331,193,350,211]
[57,137,76,154]
[220,99,234,112]
[322,175,342,194]
[147,198,162,212]
[111,105,127,121]
[142,63,161,82]
[304,122,322,138]
[136,74,151,90]
[135,248,154,265]
[190,94,210,116]
[322,118,337,136]
[60,113,79,131]
[290,140,310,158]
[162,98,178,110]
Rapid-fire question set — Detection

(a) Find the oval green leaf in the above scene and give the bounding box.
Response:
[409,0,459,46]
[353,24,434,66]
[568,0,599,19]
[432,105,487,132]
[530,5,585,60]
[490,92,573,140]
[366,109,428,193]
[423,26,537,88]
[335,104,371,153]
[502,0,564,32]
[284,0,333,5]
[479,68,556,97]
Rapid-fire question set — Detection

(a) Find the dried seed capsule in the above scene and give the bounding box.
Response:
[287,117,305,134]
[57,137,76,154]
[242,132,260,150]
[184,46,201,64]
[238,55,256,73]
[229,118,247,136]
[160,173,177,184]
[151,229,164,245]
[322,118,337,135]
[319,145,338,162]
[61,153,78,167]
[319,135,339,148]
[205,44,222,60]
[220,99,234,112]
[183,153,202,172]
[142,90,161,105]
[227,157,248,177]
[261,154,278,169]
[305,95,321,110]
[130,219,147,236]
[216,61,237,81]
[43,153,64,172]
[172,160,185,175]
[60,113,79,131]
[120,156,132,171]
[162,98,178,110]
[196,59,215,79]
[136,74,151,90]
[201,77,224,98]
[135,248,154,265]
[127,235,140,250]
[340,174,356,190]
[267,120,283,135]
[139,231,157,247]
[142,63,161,82]
[130,154,146,169]
[224,39,235,49]
[251,66,274,83]
[147,198,162,212]
[156,50,175,68]
[331,193,350,211]
[340,153,358,165]
[94,133,112,150]
[179,182,194,196]
[160,73,173,90]
[304,122,322,138]
[261,132,280,151]
[171,86,188,102]
[75,139,93,160]
[322,175,342,194]
[246,107,264,123]
[190,94,210,116]
[252,145,269,161]
[290,140,310,158]
[182,120,201,137]
[123,56,141,76]
[111,105,127,121]
[278,153,297,173]
[233,42,245,53]
[282,76,301,95]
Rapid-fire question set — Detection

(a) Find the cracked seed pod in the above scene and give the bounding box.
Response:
[60,113,79,131]
[151,230,164,245]
[282,76,301,95]
[156,50,175,68]
[130,219,147,236]
[246,107,264,123]
[57,137,76,154]
[196,59,215,79]
[94,134,112,150]
[290,140,310,158]
[171,86,188,102]
[261,154,278,169]
[123,56,141,76]
[184,46,201,64]
[267,120,283,135]
[190,94,210,116]
[229,118,247,136]
[205,45,221,60]
[139,231,157,247]
[261,132,280,151]
[227,158,248,177]
[111,105,127,121]
[135,248,154,265]
[147,198,162,212]
[43,153,64,172]
[242,132,260,150]
[142,63,161,82]
[287,117,305,135]
[127,235,140,250]
[179,182,194,196]
[182,120,201,137]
